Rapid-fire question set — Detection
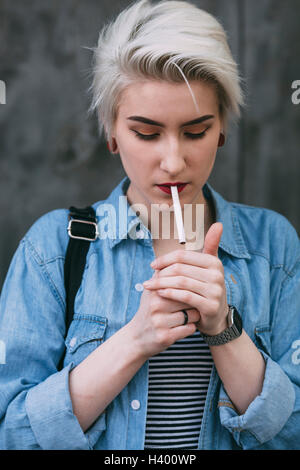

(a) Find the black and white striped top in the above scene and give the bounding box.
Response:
[144,330,214,449]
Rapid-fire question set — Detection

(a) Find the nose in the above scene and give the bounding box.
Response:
[159,139,186,176]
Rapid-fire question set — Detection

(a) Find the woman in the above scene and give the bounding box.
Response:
[0,0,299,450]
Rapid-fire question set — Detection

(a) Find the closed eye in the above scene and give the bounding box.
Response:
[185,129,209,140]
[132,128,209,141]
[132,131,160,141]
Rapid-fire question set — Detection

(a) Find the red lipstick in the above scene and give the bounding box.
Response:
[157,183,188,194]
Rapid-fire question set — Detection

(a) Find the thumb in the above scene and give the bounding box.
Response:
[203,222,223,257]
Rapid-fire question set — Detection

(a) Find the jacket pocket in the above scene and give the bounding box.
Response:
[254,325,272,356]
[64,313,107,367]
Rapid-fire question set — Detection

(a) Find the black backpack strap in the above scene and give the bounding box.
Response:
[58,205,98,370]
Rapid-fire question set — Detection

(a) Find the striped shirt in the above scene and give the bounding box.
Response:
[144,330,214,449]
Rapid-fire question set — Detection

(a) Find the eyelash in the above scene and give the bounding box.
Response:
[132,129,209,141]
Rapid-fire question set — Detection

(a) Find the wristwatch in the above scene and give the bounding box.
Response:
[200,305,243,346]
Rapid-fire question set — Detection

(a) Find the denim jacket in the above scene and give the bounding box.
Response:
[0,176,299,450]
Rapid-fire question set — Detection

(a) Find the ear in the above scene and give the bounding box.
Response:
[110,137,118,153]
[216,112,225,147]
[218,132,225,147]
[105,130,119,154]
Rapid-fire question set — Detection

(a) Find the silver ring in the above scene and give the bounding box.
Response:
[182,309,189,325]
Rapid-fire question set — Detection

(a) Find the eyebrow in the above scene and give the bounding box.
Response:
[126,114,215,127]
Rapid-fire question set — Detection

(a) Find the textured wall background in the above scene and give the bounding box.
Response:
[0,0,300,290]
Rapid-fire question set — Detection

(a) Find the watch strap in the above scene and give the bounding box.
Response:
[200,305,243,346]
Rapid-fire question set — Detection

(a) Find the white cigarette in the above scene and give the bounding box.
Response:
[171,186,186,244]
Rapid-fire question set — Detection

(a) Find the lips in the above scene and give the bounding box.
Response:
[157,183,188,194]
[159,182,187,186]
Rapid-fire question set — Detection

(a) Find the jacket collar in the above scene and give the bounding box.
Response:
[96,176,251,259]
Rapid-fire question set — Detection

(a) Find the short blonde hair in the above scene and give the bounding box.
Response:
[88,0,245,145]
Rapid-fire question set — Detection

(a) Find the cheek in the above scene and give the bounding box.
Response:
[119,133,149,159]
[117,131,136,154]
[205,128,220,149]
[118,142,154,177]
[191,139,218,163]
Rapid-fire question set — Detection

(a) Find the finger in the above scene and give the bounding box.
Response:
[156,308,200,329]
[156,287,207,312]
[144,275,207,297]
[150,263,221,284]
[157,288,219,316]
[158,271,224,294]
[151,249,219,271]
[149,289,199,313]
[168,323,197,342]
[203,222,223,257]
[172,308,201,327]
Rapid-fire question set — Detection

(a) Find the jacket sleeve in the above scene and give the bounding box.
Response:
[218,248,300,449]
[0,235,105,450]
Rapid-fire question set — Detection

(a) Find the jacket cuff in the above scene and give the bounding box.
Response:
[218,351,295,448]
[25,362,106,449]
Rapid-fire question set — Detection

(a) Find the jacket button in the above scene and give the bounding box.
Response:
[135,283,144,292]
[131,399,141,410]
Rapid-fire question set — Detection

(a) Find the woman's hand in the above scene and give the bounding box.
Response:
[129,270,201,361]
[143,223,229,336]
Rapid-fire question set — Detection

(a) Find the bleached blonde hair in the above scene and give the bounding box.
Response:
[88,0,245,146]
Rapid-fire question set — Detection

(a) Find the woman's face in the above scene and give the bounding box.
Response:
[111,79,223,211]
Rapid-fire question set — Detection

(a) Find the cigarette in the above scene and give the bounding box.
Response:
[171,186,186,244]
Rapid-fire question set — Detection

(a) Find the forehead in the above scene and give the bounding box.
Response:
[117,79,219,120]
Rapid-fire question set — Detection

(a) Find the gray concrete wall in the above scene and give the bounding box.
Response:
[1,0,300,290]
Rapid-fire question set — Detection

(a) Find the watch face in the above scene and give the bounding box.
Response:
[228,307,234,327]
[232,308,243,333]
